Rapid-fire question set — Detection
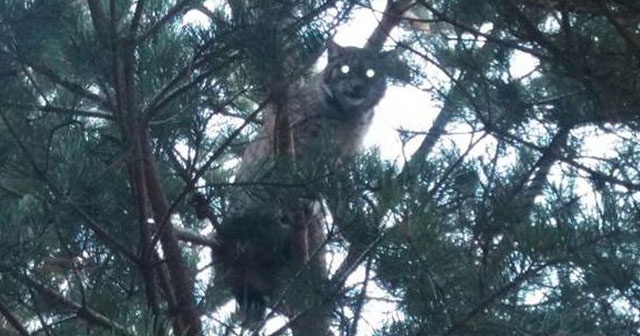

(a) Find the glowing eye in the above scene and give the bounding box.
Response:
[365,69,375,78]
[340,65,350,74]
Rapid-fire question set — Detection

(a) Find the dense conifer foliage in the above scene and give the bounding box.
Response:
[0,0,639,335]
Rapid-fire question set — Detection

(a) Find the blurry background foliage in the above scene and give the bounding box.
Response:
[0,0,639,335]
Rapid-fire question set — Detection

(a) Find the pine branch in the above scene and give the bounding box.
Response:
[86,2,195,330]
[1,102,140,280]
[130,0,147,35]
[129,135,189,333]
[10,271,132,336]
[147,201,215,246]
[0,296,29,336]
[41,104,113,120]
[266,233,335,336]
[427,132,488,198]
[415,0,549,60]
[518,126,570,207]
[137,0,194,44]
[2,106,143,291]
[563,157,640,192]
[24,62,112,110]
[439,262,549,336]
[0,110,46,177]
[330,235,384,294]
[400,99,454,179]
[163,88,250,189]
[143,56,238,125]
[127,136,162,316]
[141,56,207,121]
[499,0,566,61]
[348,258,373,336]
[489,124,640,193]
[141,133,202,336]
[398,37,502,182]
[151,98,269,251]
[288,0,344,32]
[0,183,23,198]
[68,204,139,264]
[174,227,216,246]
[366,0,418,52]
[593,0,640,58]
[0,102,113,120]
[87,0,111,47]
[150,253,179,318]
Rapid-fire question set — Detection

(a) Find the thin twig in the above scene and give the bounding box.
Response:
[0,296,29,336]
[137,0,193,43]
[9,271,132,336]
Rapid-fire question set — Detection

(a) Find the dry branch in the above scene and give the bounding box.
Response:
[14,272,131,336]
[366,0,417,51]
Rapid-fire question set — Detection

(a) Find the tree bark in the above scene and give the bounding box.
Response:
[142,135,202,336]
[86,2,203,332]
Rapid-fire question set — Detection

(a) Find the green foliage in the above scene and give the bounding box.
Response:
[1,0,640,335]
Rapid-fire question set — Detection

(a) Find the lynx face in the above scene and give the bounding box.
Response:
[322,41,387,117]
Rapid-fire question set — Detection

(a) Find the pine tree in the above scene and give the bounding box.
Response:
[0,0,639,336]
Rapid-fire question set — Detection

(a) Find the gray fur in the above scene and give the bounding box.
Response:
[215,42,387,321]
[238,41,387,180]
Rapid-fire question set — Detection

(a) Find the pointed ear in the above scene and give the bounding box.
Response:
[327,40,344,61]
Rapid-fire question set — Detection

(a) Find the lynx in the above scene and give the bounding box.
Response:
[213,40,387,321]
